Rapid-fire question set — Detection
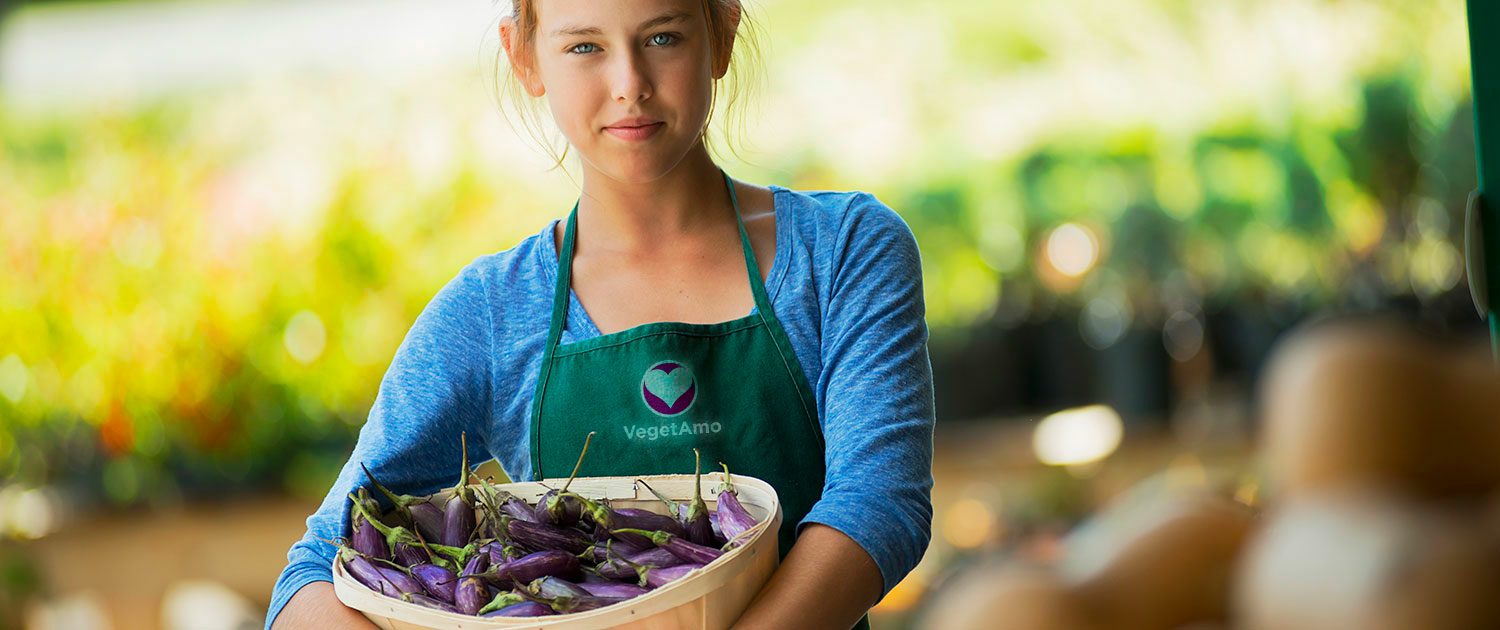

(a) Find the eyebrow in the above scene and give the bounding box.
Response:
[551,11,694,38]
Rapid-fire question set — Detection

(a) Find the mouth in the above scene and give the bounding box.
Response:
[603,121,665,141]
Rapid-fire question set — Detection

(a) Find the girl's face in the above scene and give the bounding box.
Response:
[520,0,722,184]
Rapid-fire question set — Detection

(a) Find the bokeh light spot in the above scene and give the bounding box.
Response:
[284,310,327,364]
[1033,404,1124,467]
[1045,223,1101,279]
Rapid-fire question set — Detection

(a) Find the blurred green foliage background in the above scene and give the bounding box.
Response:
[0,0,1480,515]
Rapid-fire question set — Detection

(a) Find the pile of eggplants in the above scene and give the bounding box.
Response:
[334,433,766,618]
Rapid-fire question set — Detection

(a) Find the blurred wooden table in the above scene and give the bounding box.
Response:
[19,495,319,629]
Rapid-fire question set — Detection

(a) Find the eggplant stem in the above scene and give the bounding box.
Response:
[348,492,397,538]
[561,431,596,493]
[372,557,413,573]
[610,527,671,546]
[474,479,509,540]
[718,462,737,493]
[360,463,412,519]
[478,592,526,615]
[693,449,703,503]
[636,479,681,513]
[689,449,709,520]
[452,432,474,500]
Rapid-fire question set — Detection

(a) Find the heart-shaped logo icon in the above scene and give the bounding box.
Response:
[642,361,696,416]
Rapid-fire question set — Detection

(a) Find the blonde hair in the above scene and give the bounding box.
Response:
[492,0,764,170]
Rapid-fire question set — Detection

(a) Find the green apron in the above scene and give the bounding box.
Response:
[528,170,828,557]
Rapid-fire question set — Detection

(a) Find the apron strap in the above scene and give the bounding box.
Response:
[545,201,581,353]
[724,171,777,315]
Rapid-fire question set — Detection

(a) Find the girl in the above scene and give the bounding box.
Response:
[267,1,933,628]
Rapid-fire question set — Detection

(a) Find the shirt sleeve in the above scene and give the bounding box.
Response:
[797,193,936,597]
[264,261,496,629]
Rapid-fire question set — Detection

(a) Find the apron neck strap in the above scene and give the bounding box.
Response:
[726,171,776,312]
[546,200,582,350]
[547,170,773,347]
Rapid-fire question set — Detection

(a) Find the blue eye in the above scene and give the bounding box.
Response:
[648,33,679,47]
[568,43,598,54]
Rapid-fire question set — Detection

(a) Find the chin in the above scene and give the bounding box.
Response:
[585,148,687,184]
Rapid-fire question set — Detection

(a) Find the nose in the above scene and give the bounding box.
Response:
[610,48,653,104]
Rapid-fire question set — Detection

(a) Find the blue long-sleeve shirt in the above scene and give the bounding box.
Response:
[266,186,935,627]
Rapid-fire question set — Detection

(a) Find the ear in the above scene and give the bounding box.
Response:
[711,1,742,80]
[500,16,546,97]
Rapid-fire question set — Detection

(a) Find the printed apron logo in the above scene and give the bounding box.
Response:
[641,361,697,417]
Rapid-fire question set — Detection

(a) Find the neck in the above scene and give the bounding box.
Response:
[574,142,733,254]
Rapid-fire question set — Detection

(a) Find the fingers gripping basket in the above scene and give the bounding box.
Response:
[332,472,782,630]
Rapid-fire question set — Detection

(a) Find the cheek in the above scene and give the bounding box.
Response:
[658,58,715,121]
[537,70,601,136]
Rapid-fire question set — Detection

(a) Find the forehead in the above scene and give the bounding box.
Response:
[536,0,704,35]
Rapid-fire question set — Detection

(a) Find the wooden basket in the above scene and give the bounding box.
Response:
[332,472,782,630]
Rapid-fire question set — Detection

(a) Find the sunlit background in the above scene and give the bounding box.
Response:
[0,0,1486,628]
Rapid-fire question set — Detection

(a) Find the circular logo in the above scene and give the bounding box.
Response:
[641,361,697,417]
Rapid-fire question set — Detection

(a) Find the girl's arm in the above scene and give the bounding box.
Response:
[266,262,497,629]
[732,524,884,629]
[740,194,937,627]
[272,583,377,630]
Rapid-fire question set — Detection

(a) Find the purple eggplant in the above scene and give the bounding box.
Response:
[535,489,587,527]
[373,564,427,598]
[505,518,593,554]
[342,551,399,596]
[594,558,639,582]
[680,449,716,546]
[578,570,611,584]
[441,433,478,547]
[455,576,490,615]
[535,432,595,526]
[461,549,490,578]
[350,493,391,562]
[401,592,459,613]
[481,550,581,585]
[613,508,687,537]
[588,537,650,564]
[528,576,591,600]
[500,496,540,523]
[572,493,684,549]
[714,463,761,547]
[408,502,446,543]
[441,493,475,548]
[482,601,556,617]
[626,546,687,569]
[392,541,428,567]
[409,563,457,603]
[643,562,705,589]
[525,577,626,613]
[578,581,649,599]
[612,528,724,565]
[596,544,683,582]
